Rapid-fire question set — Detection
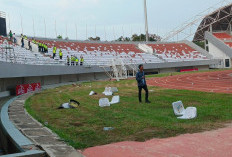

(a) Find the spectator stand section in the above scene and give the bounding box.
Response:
[147,43,209,62]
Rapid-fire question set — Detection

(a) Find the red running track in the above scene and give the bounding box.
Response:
[147,70,232,94]
[82,124,232,157]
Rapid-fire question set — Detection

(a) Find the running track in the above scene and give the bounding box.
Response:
[147,70,232,94]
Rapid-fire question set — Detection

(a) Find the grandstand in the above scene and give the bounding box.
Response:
[148,43,208,62]
[192,3,232,69]
[1,2,231,97]
[0,36,61,65]
[0,33,218,97]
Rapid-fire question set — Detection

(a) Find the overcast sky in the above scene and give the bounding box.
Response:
[0,0,230,41]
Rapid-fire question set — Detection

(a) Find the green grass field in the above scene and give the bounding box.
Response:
[25,70,232,149]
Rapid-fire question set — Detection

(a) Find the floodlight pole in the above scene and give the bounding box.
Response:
[44,18,46,38]
[33,18,35,37]
[75,23,77,40]
[55,20,57,38]
[144,0,149,42]
[113,26,116,40]
[66,23,68,38]
[86,24,88,40]
[104,26,106,41]
[95,25,97,37]
[8,13,10,31]
[20,14,23,34]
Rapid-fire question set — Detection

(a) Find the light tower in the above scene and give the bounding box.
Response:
[144,0,149,42]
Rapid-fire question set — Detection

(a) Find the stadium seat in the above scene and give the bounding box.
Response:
[213,32,232,40]
[148,43,208,62]
[177,107,197,120]
[103,87,113,96]
[99,98,110,107]
[172,101,186,116]
[172,101,197,119]
[110,96,120,105]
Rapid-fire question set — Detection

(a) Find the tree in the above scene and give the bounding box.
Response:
[88,36,101,41]
[194,41,205,49]
[131,33,162,42]
[116,36,131,42]
[57,35,63,39]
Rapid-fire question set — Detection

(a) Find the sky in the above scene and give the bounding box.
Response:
[0,0,231,41]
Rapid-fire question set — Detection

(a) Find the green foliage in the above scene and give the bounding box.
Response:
[194,41,205,49]
[57,35,63,39]
[88,36,101,41]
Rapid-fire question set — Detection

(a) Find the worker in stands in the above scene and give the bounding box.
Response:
[136,64,151,104]
[71,55,75,66]
[80,56,84,66]
[67,56,70,66]
[21,37,24,48]
[75,57,79,66]
[44,44,48,53]
[59,49,63,60]
[53,46,57,59]
[42,43,45,53]
[38,42,42,52]
[9,30,13,41]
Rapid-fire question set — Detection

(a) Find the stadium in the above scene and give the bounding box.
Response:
[0,0,231,157]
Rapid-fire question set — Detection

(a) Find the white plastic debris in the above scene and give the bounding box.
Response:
[177,107,197,119]
[89,91,96,96]
[102,87,113,96]
[111,87,118,93]
[172,101,186,116]
[110,96,120,104]
[99,98,111,107]
[172,101,197,120]
[103,127,114,131]
[61,103,70,109]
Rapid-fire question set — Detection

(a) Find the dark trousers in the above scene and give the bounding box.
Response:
[53,53,56,59]
[138,85,149,102]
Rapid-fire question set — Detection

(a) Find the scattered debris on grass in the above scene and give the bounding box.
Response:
[58,99,80,109]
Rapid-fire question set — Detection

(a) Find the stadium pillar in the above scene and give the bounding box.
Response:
[144,0,149,42]
[209,24,212,33]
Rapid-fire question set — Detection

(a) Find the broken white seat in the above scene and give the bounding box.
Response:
[110,96,120,104]
[103,87,113,96]
[61,103,70,109]
[177,107,197,119]
[89,91,95,96]
[99,98,110,107]
[111,87,118,93]
[172,101,186,116]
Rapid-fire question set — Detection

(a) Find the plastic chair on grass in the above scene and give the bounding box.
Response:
[172,101,197,119]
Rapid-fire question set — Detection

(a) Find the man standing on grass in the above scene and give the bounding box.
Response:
[136,64,151,103]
